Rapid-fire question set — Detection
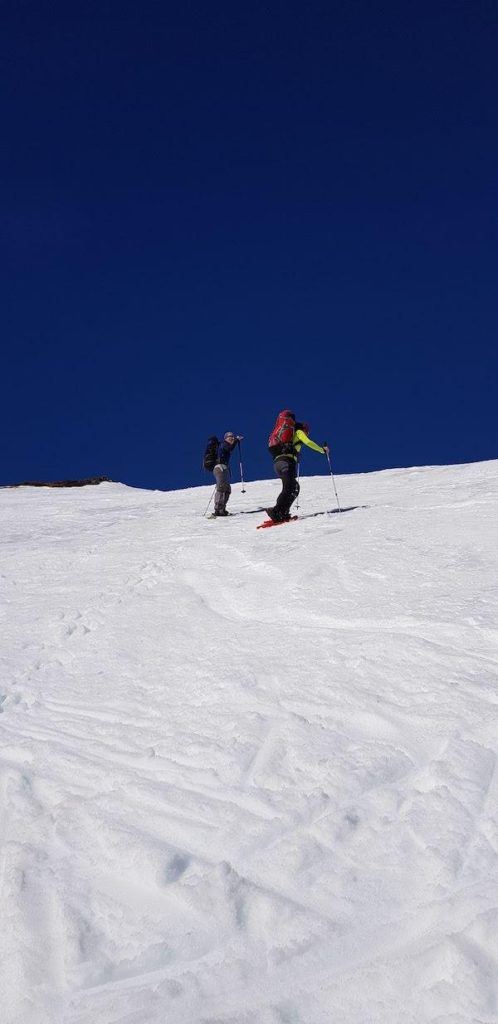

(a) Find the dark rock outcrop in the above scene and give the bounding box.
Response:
[3,476,113,489]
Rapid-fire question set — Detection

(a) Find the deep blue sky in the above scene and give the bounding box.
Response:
[2,1,497,490]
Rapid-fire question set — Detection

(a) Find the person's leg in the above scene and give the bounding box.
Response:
[269,458,297,520]
[213,465,231,513]
[275,459,297,517]
[290,475,300,512]
[220,466,232,512]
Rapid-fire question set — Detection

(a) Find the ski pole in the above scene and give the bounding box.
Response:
[325,447,341,512]
[203,486,216,516]
[296,462,300,511]
[237,439,246,493]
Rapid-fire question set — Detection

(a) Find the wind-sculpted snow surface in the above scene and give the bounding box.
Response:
[1,462,498,1024]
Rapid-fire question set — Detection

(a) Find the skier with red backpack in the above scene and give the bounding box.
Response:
[266,410,329,523]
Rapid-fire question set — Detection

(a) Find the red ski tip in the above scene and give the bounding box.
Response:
[257,516,298,529]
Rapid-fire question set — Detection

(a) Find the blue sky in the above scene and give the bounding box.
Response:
[2,1,497,490]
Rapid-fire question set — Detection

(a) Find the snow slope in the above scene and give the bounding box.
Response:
[1,461,498,1024]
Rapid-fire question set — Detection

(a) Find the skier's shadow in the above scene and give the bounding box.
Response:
[298,505,369,520]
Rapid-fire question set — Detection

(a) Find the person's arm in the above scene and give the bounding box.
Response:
[294,428,327,454]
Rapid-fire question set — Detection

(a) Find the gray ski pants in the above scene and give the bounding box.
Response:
[213,464,231,512]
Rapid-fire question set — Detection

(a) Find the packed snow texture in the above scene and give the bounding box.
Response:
[1,461,498,1024]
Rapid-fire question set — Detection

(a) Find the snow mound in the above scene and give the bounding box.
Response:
[1,461,498,1024]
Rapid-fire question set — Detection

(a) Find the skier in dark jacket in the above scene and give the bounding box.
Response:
[266,415,328,522]
[212,431,243,516]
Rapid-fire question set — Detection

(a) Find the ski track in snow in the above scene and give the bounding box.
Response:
[1,462,498,1023]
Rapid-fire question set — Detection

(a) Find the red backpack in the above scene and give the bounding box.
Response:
[268,410,296,457]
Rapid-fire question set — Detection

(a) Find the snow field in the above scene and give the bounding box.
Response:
[1,460,498,1023]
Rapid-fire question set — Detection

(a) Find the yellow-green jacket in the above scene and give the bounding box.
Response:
[286,428,326,461]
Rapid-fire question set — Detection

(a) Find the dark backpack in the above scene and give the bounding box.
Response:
[268,410,296,457]
[203,436,219,471]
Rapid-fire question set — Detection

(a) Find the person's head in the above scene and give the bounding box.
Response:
[224,431,236,443]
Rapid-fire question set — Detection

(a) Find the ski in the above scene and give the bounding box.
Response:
[297,505,366,519]
[233,507,267,516]
[207,508,266,519]
[257,516,299,530]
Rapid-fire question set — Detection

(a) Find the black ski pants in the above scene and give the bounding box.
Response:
[273,457,300,518]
